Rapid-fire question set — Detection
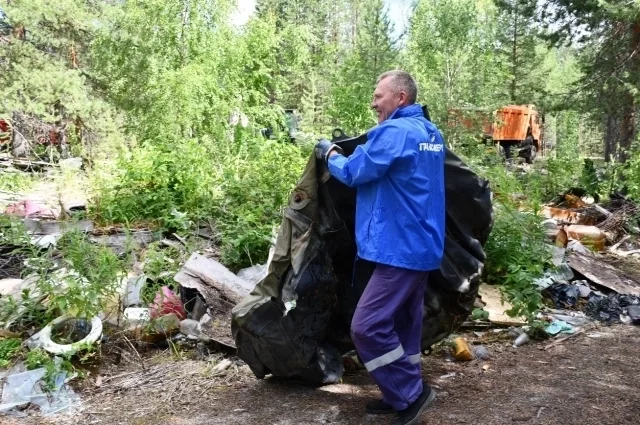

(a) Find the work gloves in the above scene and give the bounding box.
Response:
[314,139,343,163]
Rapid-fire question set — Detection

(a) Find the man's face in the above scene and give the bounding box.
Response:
[371,77,406,124]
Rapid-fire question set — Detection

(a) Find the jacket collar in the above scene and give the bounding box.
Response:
[388,104,424,120]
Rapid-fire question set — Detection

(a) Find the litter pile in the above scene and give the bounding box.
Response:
[456,188,640,353]
[537,189,640,324]
[0,190,256,417]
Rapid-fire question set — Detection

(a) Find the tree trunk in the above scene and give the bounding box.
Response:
[618,21,640,163]
[604,113,618,163]
[510,1,518,103]
[619,96,635,163]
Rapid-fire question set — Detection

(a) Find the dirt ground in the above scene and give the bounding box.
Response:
[4,324,639,425]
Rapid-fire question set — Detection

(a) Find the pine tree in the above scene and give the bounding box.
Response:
[494,0,548,104]
[407,0,507,122]
[537,0,640,162]
[0,0,120,159]
[329,0,398,132]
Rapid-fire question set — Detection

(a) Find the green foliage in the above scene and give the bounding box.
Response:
[539,0,640,162]
[92,136,307,269]
[25,348,51,370]
[621,147,640,200]
[143,244,183,282]
[0,214,31,246]
[49,230,126,318]
[461,149,575,320]
[0,172,38,192]
[24,349,75,391]
[0,338,22,368]
[407,0,508,122]
[471,308,489,321]
[484,205,551,320]
[0,218,127,328]
[217,140,308,267]
[328,0,399,133]
[494,0,549,104]
[0,0,124,161]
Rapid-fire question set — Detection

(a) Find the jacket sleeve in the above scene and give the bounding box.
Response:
[327,124,406,188]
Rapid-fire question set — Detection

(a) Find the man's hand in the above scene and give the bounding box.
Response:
[315,139,343,163]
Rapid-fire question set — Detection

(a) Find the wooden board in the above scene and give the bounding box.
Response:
[567,253,640,296]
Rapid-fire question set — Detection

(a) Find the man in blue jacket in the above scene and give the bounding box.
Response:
[315,70,445,425]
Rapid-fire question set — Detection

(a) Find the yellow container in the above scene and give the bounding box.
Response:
[451,337,475,361]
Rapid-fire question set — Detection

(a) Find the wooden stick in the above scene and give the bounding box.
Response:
[593,204,612,217]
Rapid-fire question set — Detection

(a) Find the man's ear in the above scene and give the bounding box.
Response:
[398,90,408,106]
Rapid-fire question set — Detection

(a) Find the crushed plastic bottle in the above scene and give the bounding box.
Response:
[513,333,530,347]
[473,345,490,360]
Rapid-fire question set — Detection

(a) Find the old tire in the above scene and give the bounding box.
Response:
[11,130,27,158]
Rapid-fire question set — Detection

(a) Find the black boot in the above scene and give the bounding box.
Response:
[390,384,436,425]
[365,399,394,415]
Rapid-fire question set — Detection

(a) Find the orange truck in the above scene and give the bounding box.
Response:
[449,104,543,163]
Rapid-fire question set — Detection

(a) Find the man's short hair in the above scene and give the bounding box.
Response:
[377,70,418,104]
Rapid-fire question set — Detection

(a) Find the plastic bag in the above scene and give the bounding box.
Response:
[149,286,186,320]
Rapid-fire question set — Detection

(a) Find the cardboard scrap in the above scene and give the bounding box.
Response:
[478,284,526,325]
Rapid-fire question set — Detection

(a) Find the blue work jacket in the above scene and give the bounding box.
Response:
[328,104,445,271]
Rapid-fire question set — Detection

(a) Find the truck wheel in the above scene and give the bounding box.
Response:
[529,145,537,163]
[500,142,512,160]
[524,136,535,163]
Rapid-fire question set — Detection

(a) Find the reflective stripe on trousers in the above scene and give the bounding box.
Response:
[351,265,428,411]
[364,346,421,372]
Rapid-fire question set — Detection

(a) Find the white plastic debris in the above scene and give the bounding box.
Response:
[26,315,103,355]
[236,264,267,286]
[513,333,530,347]
[0,359,81,416]
[567,240,591,255]
[123,307,150,327]
[179,319,211,342]
[30,234,60,248]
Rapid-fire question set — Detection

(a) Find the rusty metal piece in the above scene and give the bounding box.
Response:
[555,229,568,247]
[564,193,587,209]
[542,206,596,225]
[492,104,541,143]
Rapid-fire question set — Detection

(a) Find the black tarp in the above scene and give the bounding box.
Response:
[231,128,494,384]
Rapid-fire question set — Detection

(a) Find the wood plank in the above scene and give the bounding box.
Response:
[567,253,640,296]
[174,253,254,304]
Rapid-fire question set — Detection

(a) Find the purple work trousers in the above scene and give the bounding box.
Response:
[351,264,428,411]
